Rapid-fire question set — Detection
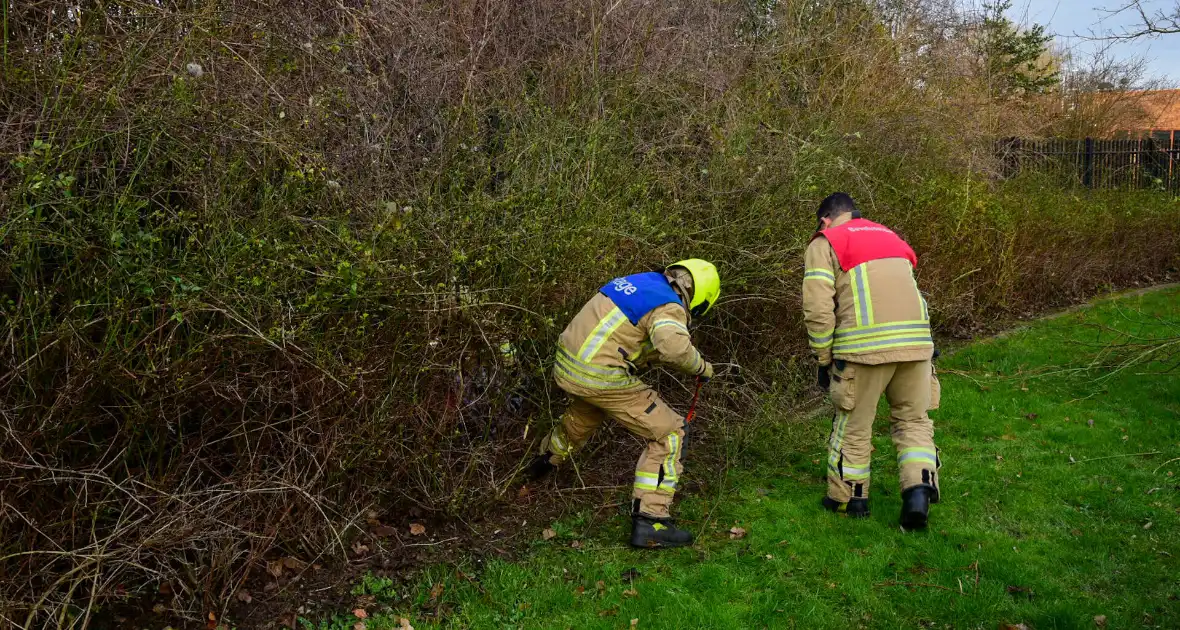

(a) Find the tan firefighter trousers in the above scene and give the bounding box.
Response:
[539,387,684,518]
[826,359,942,503]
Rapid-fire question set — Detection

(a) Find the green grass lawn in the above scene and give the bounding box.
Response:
[310,288,1180,630]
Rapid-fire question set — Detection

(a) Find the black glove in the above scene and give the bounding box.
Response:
[932,347,941,361]
[816,364,831,391]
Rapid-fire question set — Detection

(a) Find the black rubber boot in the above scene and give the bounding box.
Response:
[900,486,933,529]
[526,453,556,481]
[630,515,694,549]
[821,496,870,518]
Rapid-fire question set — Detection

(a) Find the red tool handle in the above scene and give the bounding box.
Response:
[685,377,704,423]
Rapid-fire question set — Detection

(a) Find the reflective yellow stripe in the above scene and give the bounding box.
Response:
[835,322,930,342]
[833,336,933,352]
[554,351,640,390]
[851,265,871,326]
[804,268,836,285]
[836,319,930,334]
[662,433,680,482]
[634,471,659,491]
[650,319,689,335]
[809,328,835,348]
[577,307,628,361]
[898,447,938,466]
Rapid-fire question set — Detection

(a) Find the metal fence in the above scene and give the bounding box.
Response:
[998,131,1180,192]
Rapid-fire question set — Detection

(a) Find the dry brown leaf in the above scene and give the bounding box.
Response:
[1144,522,1153,530]
[542,528,557,540]
[353,623,366,630]
[999,625,1029,630]
[599,607,618,617]
[429,582,445,600]
[283,557,305,571]
[267,559,284,578]
[374,525,397,537]
[236,590,253,604]
[398,617,414,630]
[279,612,297,629]
[570,540,582,549]
[352,540,370,556]
[409,523,426,536]
[729,527,747,540]
[596,580,606,591]
[574,586,585,595]
[159,582,173,595]
[622,588,638,598]
[631,619,639,627]
[153,603,166,614]
[353,609,369,619]
[1094,615,1107,627]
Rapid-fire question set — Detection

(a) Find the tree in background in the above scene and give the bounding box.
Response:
[972,1,1061,98]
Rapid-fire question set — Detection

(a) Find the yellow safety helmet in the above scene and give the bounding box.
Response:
[668,259,720,317]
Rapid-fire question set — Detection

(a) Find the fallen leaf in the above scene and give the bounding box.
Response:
[1025,412,1037,420]
[765,554,774,559]
[542,528,556,540]
[574,586,585,595]
[398,618,414,630]
[1144,522,1153,530]
[1094,615,1107,627]
[1071,529,1083,537]
[596,580,606,591]
[429,582,445,600]
[996,455,1004,461]
[159,582,173,595]
[352,540,369,556]
[1088,419,1094,427]
[283,557,305,571]
[267,559,284,578]
[206,611,217,630]
[570,540,582,549]
[518,603,531,611]
[517,485,532,500]
[999,624,1029,630]
[354,623,366,630]
[236,590,253,604]
[373,525,397,537]
[279,612,297,629]
[1001,434,1016,441]
[729,527,747,540]
[622,588,638,598]
[353,609,368,619]
[409,523,426,536]
[599,608,618,617]
[631,619,639,627]
[153,603,166,614]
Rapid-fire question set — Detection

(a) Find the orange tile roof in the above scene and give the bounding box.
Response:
[1126,89,1180,130]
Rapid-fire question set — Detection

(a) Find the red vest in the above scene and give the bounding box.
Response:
[816,218,917,271]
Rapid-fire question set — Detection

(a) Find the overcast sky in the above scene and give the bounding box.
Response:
[1008,0,1180,86]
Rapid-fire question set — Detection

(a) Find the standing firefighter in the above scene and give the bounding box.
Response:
[528,260,720,548]
[803,192,941,528]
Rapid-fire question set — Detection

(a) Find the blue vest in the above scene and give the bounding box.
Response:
[599,272,684,325]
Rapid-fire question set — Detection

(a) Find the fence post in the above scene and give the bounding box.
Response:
[1083,137,1094,188]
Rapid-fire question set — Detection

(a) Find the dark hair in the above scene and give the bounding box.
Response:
[816,192,861,220]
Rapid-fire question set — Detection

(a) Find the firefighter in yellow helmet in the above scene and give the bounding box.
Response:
[529,260,720,548]
[803,192,941,528]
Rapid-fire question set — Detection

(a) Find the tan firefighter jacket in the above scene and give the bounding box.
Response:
[802,214,933,366]
[554,286,711,398]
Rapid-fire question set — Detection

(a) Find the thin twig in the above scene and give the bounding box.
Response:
[1069,451,1162,465]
